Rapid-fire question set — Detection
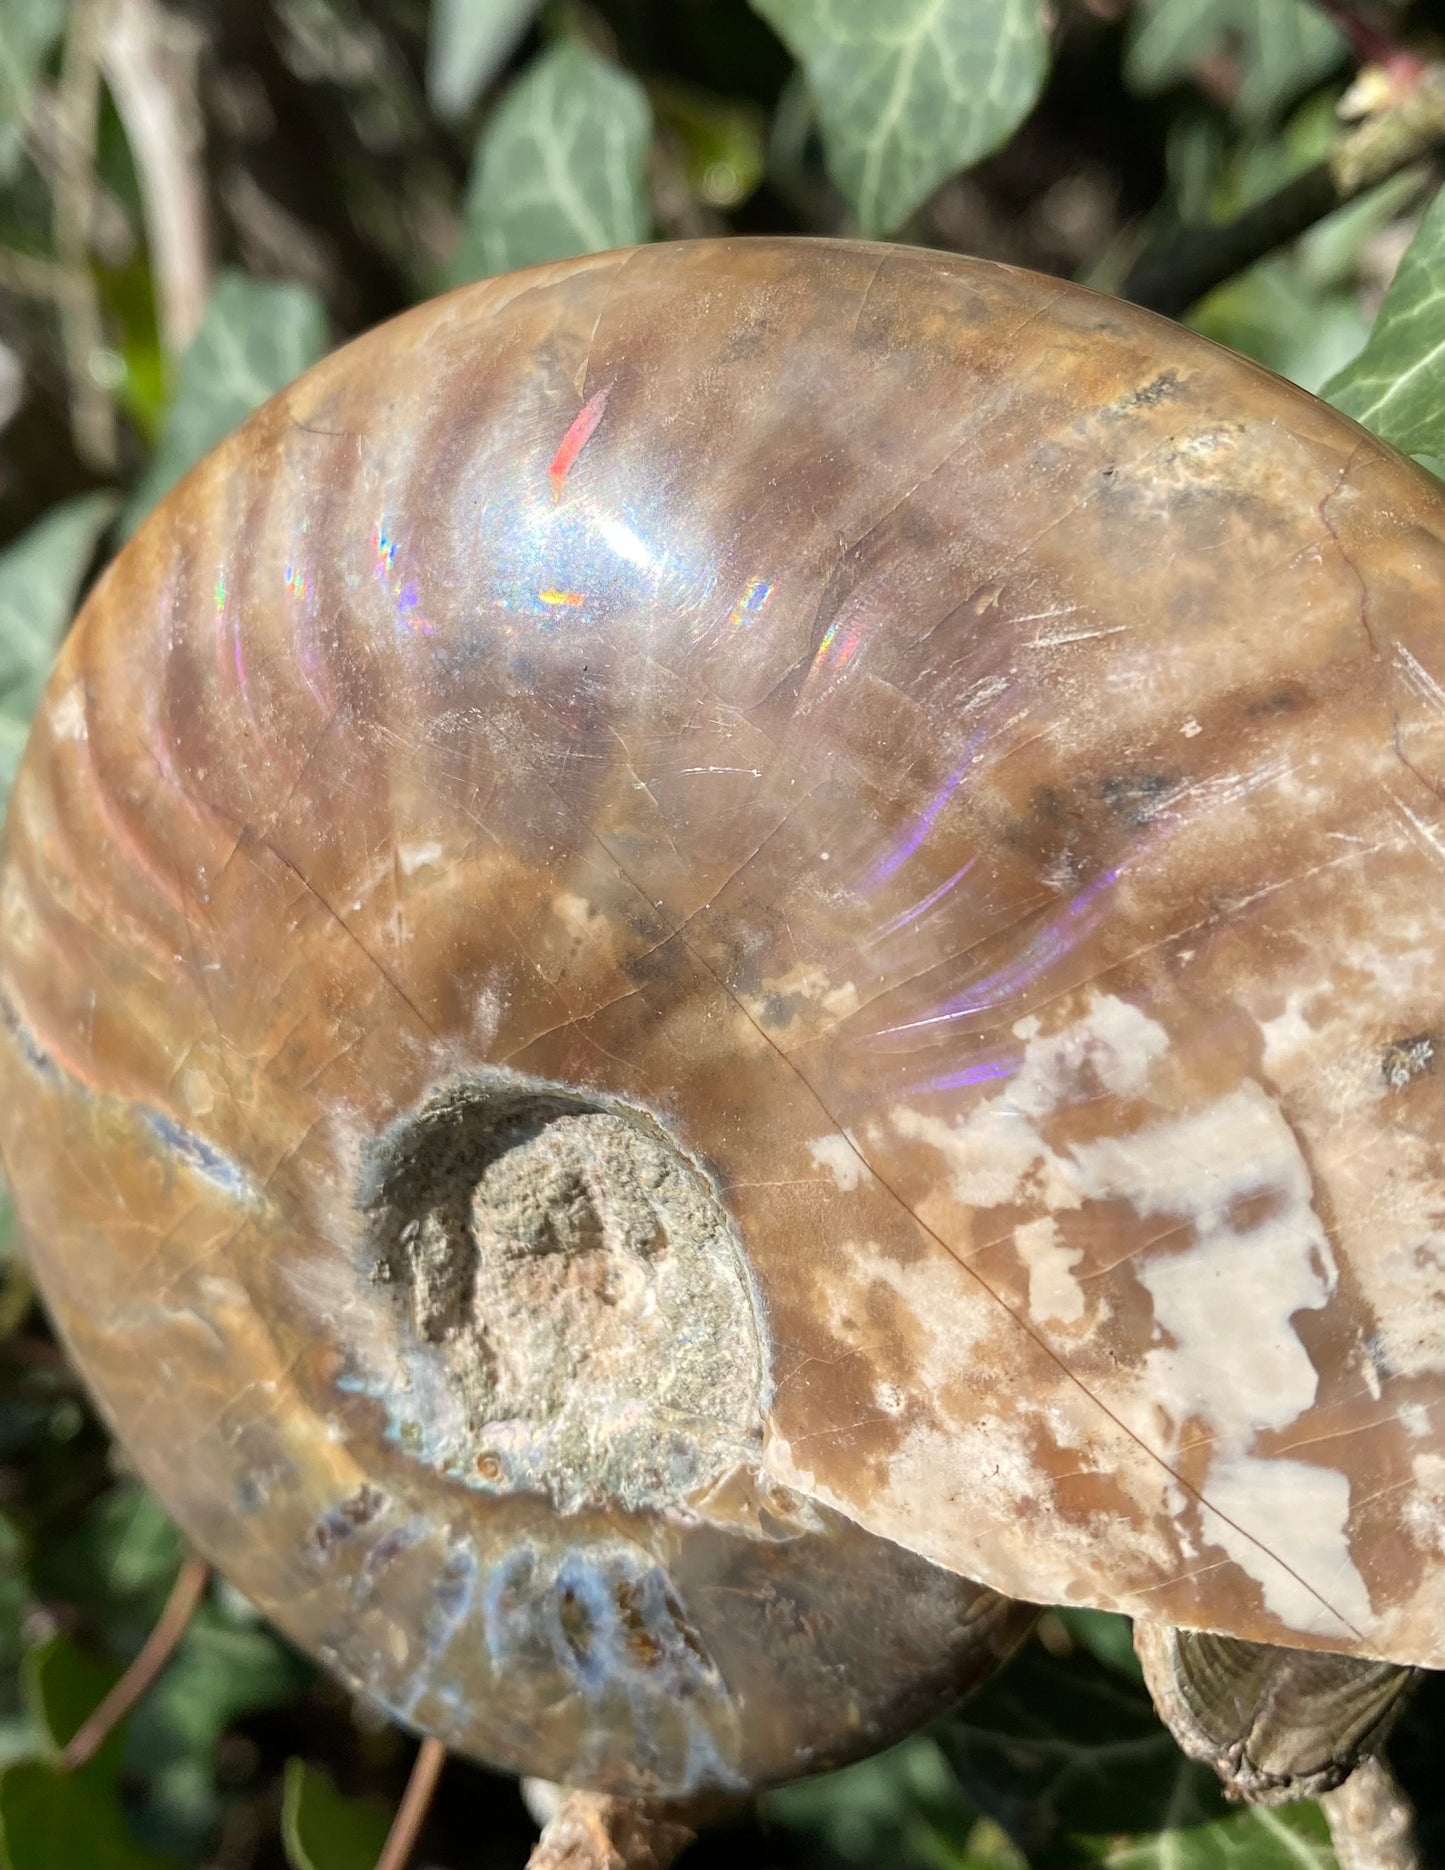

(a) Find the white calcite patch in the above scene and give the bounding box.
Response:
[1013,1215,1084,1326]
[552,891,599,934]
[815,1236,997,1381]
[48,683,87,740]
[808,1133,866,1191]
[885,990,1378,1641]
[892,1100,1053,1209]
[741,963,860,1038]
[468,984,503,1051]
[1069,1079,1333,1352]
[1246,932,1444,1388]
[1068,1082,1375,1638]
[1009,994,1170,1104]
[1200,1458,1370,1635]
[1405,1449,1445,1550]
[765,1398,1173,1614]
[1258,987,1328,1076]
[398,840,445,876]
[892,993,1171,1215]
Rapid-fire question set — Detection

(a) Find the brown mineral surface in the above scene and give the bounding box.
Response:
[0,239,1439,1793]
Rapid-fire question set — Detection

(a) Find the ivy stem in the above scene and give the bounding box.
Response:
[61,1552,210,1770]
[1119,61,1444,317]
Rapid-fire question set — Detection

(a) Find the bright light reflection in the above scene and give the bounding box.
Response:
[592,512,655,573]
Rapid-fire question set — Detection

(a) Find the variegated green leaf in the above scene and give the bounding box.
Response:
[750,0,1048,236]
[451,41,652,282]
[1324,189,1444,465]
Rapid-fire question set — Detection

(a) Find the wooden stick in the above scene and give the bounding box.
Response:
[62,1551,210,1769]
[374,1735,447,1870]
[1320,1756,1422,1870]
[526,1789,696,1870]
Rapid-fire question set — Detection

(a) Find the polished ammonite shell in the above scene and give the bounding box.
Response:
[0,238,1440,1798]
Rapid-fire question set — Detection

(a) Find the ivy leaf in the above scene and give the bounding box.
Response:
[124,272,328,534]
[749,0,1049,237]
[0,491,118,810]
[766,1733,1023,1868]
[450,41,652,284]
[1323,189,1445,465]
[0,1637,172,1870]
[0,1762,178,1870]
[1188,254,1372,394]
[938,1641,1340,1868]
[281,1759,392,1870]
[426,0,542,121]
[126,1602,311,1861]
[129,1607,310,1764]
[1126,0,1345,125]
[5,1641,174,1865]
[32,1484,184,1632]
[0,1178,32,1338]
[21,1636,126,1783]
[1052,1608,1144,1681]
[0,0,65,180]
[1097,1797,1337,1868]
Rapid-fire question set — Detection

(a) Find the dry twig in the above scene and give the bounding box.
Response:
[1321,1757,1423,1870]
[100,0,210,354]
[374,1735,447,1870]
[0,250,66,298]
[51,0,118,472]
[62,1552,210,1769]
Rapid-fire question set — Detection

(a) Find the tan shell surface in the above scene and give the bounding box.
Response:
[0,241,1440,1751]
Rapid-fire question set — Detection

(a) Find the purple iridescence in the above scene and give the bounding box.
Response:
[882,867,1124,1037]
[867,857,977,944]
[899,1051,1022,1098]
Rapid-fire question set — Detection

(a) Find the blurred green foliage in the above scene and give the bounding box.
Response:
[0,488,116,791]
[1125,0,1345,125]
[123,271,329,529]
[0,0,1442,1866]
[1174,89,1428,387]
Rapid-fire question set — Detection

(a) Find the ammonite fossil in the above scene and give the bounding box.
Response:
[0,238,1439,1812]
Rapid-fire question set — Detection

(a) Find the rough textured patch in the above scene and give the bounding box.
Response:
[362,1082,765,1514]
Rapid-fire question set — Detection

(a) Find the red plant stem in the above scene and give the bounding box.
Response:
[374,1736,447,1870]
[1310,0,1423,78]
[62,1552,210,1769]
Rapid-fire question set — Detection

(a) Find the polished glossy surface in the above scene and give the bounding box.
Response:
[0,240,1441,1792]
